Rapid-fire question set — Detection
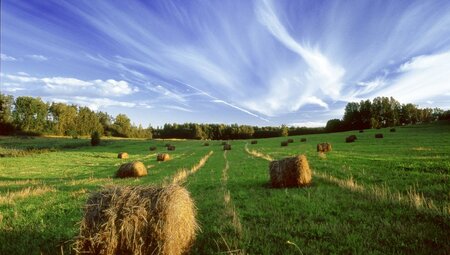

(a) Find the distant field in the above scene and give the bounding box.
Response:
[0,122,449,254]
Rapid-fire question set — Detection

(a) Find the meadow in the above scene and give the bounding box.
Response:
[0,122,449,254]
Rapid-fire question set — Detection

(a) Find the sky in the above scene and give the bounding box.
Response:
[1,0,450,128]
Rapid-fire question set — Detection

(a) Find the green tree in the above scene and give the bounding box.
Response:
[75,107,103,136]
[0,93,15,134]
[49,102,77,135]
[280,125,288,137]
[13,96,49,133]
[113,114,132,137]
[325,119,342,132]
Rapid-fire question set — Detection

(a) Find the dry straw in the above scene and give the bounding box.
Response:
[317,143,332,152]
[157,153,170,162]
[116,161,147,178]
[75,184,198,255]
[117,152,129,159]
[269,155,312,188]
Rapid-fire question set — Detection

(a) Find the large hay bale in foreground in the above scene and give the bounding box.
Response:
[75,185,198,255]
[281,141,288,147]
[317,143,332,152]
[223,144,231,150]
[287,138,294,143]
[157,153,170,161]
[167,145,176,151]
[251,140,258,144]
[116,161,147,178]
[375,133,384,139]
[269,155,312,188]
[300,138,307,142]
[117,152,129,159]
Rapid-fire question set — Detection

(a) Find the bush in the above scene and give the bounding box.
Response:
[91,131,101,146]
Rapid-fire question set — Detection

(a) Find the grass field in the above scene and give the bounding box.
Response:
[0,122,449,254]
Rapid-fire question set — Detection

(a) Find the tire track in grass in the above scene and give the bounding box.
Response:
[219,150,244,254]
[169,151,214,184]
[245,145,449,216]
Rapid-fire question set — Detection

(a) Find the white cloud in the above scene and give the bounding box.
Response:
[288,121,326,128]
[52,96,136,111]
[17,72,29,76]
[375,51,450,103]
[26,55,48,61]
[0,53,16,61]
[2,74,137,97]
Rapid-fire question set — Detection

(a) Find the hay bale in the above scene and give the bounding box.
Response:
[223,144,231,150]
[375,133,384,138]
[281,141,288,147]
[359,130,364,133]
[203,142,209,146]
[300,138,307,142]
[251,140,258,144]
[317,143,332,152]
[117,152,129,159]
[157,153,170,162]
[287,138,294,143]
[75,185,198,255]
[221,141,228,146]
[116,161,147,178]
[149,146,157,151]
[165,143,171,147]
[269,155,312,188]
[390,128,396,132]
[167,145,176,151]
[346,135,356,143]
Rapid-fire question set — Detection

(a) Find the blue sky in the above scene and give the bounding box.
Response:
[1,0,450,128]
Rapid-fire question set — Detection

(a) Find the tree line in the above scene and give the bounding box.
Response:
[1,94,448,139]
[325,96,449,132]
[0,94,152,138]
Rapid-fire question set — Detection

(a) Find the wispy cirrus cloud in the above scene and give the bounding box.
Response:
[26,54,48,61]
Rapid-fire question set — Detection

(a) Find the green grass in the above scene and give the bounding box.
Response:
[0,122,449,254]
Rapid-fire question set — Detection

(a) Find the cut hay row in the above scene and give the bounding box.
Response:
[244,143,274,161]
[75,185,198,255]
[0,179,43,187]
[172,151,214,184]
[219,150,244,251]
[0,185,56,205]
[314,172,449,216]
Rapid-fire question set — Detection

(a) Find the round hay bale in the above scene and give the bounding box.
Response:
[165,143,171,147]
[75,185,198,255]
[300,138,307,142]
[390,128,396,132]
[359,130,364,133]
[269,155,312,188]
[346,135,357,143]
[149,146,157,151]
[117,152,129,159]
[281,141,288,147]
[375,133,384,138]
[157,153,170,162]
[116,161,147,178]
[167,145,176,151]
[221,141,228,146]
[317,143,332,152]
[223,144,231,150]
[287,138,294,143]
[203,142,210,146]
[251,140,258,144]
